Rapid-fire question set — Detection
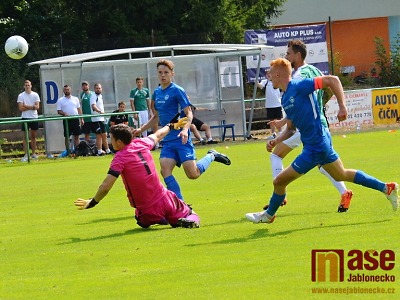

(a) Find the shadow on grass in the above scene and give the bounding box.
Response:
[58,224,173,245]
[76,215,134,225]
[185,218,393,247]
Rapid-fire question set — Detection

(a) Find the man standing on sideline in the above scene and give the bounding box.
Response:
[90,83,111,155]
[80,81,94,141]
[257,68,283,138]
[57,85,83,151]
[133,59,231,201]
[268,39,353,212]
[17,80,40,162]
[130,77,151,137]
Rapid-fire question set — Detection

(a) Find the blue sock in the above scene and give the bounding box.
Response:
[164,175,184,200]
[266,192,286,216]
[196,154,213,174]
[354,170,385,192]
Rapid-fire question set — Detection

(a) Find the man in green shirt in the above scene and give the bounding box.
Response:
[130,77,151,137]
[80,81,94,141]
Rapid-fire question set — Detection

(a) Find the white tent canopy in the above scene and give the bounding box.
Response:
[29,44,271,153]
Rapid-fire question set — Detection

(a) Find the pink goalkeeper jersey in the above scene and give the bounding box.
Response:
[109,137,167,209]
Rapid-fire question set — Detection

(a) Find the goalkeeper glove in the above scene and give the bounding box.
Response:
[167,113,189,130]
[74,198,99,210]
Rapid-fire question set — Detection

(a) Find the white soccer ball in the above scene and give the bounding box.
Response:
[4,35,29,59]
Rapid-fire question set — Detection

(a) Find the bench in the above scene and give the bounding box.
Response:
[193,108,235,141]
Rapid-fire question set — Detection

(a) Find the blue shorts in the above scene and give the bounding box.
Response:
[160,139,196,167]
[291,130,339,174]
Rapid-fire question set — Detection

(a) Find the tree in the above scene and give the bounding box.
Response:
[374,35,400,87]
[0,0,286,116]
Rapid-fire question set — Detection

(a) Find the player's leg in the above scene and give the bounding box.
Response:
[322,158,399,211]
[160,143,184,199]
[178,141,230,179]
[160,157,183,199]
[164,190,200,228]
[318,165,353,212]
[182,151,230,178]
[270,130,301,179]
[247,147,317,224]
[246,165,302,224]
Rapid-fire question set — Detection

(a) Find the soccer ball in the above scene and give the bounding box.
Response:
[4,35,29,59]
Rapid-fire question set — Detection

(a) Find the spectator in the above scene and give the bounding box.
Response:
[80,81,94,141]
[257,68,283,137]
[191,105,218,145]
[57,85,83,151]
[17,80,40,162]
[130,77,151,136]
[74,121,200,228]
[90,83,112,155]
[109,101,129,126]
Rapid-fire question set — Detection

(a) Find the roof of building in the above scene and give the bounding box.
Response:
[28,44,273,66]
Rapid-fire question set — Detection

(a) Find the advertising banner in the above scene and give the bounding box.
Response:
[325,89,373,131]
[245,24,329,82]
[371,87,400,125]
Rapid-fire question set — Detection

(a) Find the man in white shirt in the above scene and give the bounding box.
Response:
[17,80,41,161]
[90,83,111,155]
[258,69,283,137]
[57,85,83,151]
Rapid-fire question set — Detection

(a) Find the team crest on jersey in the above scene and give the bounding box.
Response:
[164,95,170,101]
[290,97,295,103]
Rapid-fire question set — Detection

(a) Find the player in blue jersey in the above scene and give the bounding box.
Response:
[268,40,353,213]
[245,58,399,224]
[133,59,230,200]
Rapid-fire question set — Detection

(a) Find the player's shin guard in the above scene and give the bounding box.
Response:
[353,170,386,192]
[196,154,213,174]
[266,192,286,216]
[270,153,284,179]
[164,175,184,200]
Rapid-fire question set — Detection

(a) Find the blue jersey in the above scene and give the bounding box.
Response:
[152,82,191,142]
[282,78,326,145]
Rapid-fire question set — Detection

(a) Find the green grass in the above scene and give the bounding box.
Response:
[1,130,399,299]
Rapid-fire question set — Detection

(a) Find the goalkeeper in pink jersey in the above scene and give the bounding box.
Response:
[74,117,200,228]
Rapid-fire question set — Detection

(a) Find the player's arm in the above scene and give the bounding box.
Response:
[178,106,193,143]
[268,117,287,130]
[74,174,117,210]
[266,120,296,152]
[317,76,347,121]
[148,115,188,144]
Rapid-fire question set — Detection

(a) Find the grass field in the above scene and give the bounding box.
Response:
[1,130,399,299]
